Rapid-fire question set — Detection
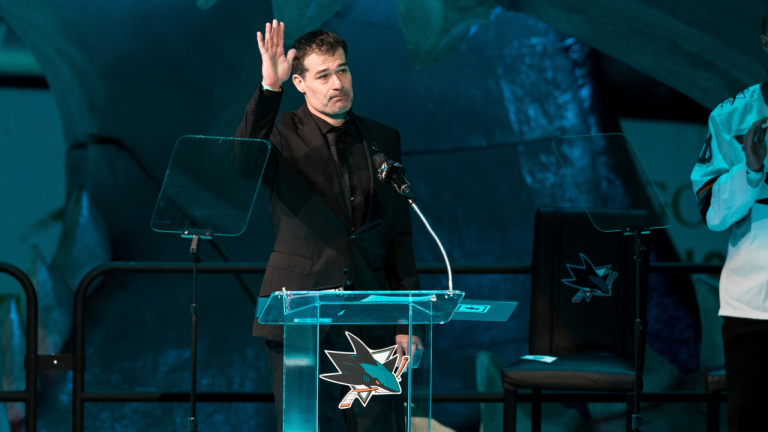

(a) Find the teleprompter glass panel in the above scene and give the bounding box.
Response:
[552,133,670,233]
[151,135,270,236]
[258,291,464,325]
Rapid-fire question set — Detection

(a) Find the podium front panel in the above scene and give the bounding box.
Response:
[261,291,457,432]
[406,300,433,432]
[283,307,319,432]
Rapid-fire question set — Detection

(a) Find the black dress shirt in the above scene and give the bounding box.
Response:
[310,112,371,231]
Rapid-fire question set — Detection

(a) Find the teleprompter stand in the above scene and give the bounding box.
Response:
[151,135,271,431]
[553,133,671,431]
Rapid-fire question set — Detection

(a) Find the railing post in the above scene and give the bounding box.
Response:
[0,262,38,432]
[73,262,115,432]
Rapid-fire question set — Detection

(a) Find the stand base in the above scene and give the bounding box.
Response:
[632,414,642,431]
[188,417,198,431]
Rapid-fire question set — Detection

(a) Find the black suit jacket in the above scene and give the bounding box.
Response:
[236,87,420,341]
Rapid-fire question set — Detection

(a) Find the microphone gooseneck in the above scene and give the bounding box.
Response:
[410,202,453,292]
[372,153,453,292]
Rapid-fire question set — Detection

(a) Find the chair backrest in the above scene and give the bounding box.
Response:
[529,207,647,360]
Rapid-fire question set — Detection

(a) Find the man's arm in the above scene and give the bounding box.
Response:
[234,20,296,184]
[235,86,283,141]
[692,113,767,231]
[235,20,294,141]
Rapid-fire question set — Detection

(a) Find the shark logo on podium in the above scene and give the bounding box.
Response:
[320,332,410,409]
[562,253,618,303]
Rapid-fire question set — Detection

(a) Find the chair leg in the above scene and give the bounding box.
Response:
[706,391,720,432]
[626,393,633,432]
[503,388,517,432]
[532,388,542,432]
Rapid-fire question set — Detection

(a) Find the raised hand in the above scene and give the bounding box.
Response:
[257,20,296,90]
[744,117,768,172]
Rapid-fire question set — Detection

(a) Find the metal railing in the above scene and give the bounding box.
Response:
[69,261,726,431]
[0,262,38,432]
[71,262,540,431]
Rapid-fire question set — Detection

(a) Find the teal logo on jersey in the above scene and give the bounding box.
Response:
[697,133,712,164]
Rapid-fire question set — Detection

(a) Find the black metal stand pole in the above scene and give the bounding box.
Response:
[189,236,201,432]
[632,231,647,431]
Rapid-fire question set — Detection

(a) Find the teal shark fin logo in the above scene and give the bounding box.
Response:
[319,332,409,409]
[562,253,618,303]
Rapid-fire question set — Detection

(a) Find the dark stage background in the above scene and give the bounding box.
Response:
[0,0,710,430]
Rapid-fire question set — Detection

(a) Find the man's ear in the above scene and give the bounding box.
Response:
[292,74,305,94]
[762,34,768,53]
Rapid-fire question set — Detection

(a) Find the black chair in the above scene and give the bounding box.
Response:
[502,207,647,432]
[706,365,726,432]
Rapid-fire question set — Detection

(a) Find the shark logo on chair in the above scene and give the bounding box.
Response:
[319,332,409,409]
[561,253,618,303]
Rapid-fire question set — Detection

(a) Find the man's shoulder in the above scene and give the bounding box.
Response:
[274,107,399,137]
[355,113,395,129]
[353,113,398,136]
[274,109,300,131]
[711,83,763,120]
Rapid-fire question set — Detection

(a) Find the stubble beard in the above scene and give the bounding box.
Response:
[322,93,353,117]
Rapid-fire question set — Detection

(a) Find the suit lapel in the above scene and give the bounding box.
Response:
[293,104,351,227]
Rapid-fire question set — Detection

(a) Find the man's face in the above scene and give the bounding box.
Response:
[762,33,768,54]
[292,47,353,119]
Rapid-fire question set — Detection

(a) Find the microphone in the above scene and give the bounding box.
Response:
[372,153,415,200]
[372,152,454,291]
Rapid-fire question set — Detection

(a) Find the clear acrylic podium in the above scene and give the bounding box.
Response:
[259,290,466,432]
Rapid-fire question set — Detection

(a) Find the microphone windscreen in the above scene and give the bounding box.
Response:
[372,153,388,170]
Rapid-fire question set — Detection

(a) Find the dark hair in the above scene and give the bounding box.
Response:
[763,6,768,35]
[291,30,348,78]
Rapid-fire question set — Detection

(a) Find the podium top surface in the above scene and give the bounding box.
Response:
[258,290,465,325]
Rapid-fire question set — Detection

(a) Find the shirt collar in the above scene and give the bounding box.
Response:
[310,110,359,139]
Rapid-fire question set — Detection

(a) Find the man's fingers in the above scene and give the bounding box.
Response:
[256,32,265,52]
[264,23,272,50]
[401,341,412,357]
[746,125,757,147]
[758,118,768,145]
[411,341,422,354]
[271,19,278,47]
[286,48,296,64]
[746,119,767,147]
[278,21,285,50]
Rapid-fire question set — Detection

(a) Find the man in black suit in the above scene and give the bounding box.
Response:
[236,20,422,431]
